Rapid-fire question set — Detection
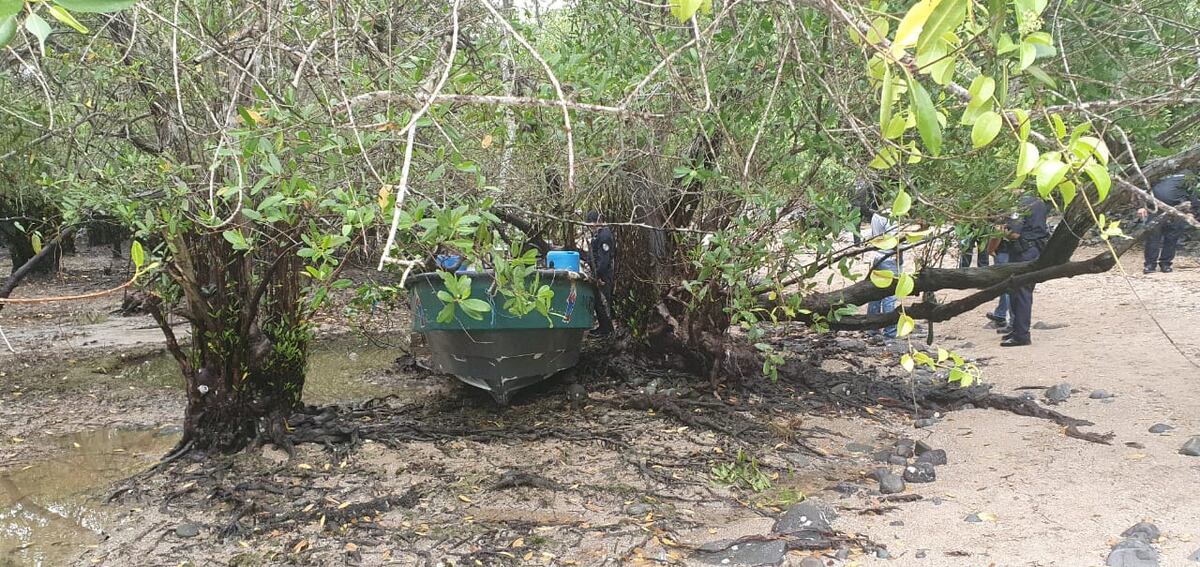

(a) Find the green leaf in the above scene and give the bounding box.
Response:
[917,0,966,54]
[1014,109,1031,141]
[884,113,907,140]
[869,146,900,170]
[879,66,896,135]
[31,233,42,254]
[221,229,250,250]
[460,298,492,313]
[51,0,137,13]
[1018,41,1036,70]
[130,240,144,268]
[48,5,88,33]
[869,269,895,288]
[1084,162,1112,202]
[967,75,996,105]
[1016,142,1039,177]
[971,111,1003,148]
[24,12,51,55]
[892,190,913,217]
[1058,180,1076,207]
[892,0,938,54]
[937,347,949,362]
[873,234,899,250]
[949,367,969,383]
[1051,113,1067,140]
[1035,160,1068,198]
[894,272,915,299]
[908,77,942,156]
[0,0,20,20]
[896,313,916,337]
[436,303,456,324]
[1076,136,1110,165]
[436,290,454,303]
[900,353,915,372]
[670,0,703,22]
[0,15,15,49]
[1024,64,1056,87]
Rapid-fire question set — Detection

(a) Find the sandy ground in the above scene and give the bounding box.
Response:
[1,242,1199,566]
[837,248,1200,566]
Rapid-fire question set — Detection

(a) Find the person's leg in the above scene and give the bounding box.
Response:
[989,251,1009,322]
[881,295,898,338]
[1159,218,1185,271]
[1005,247,1039,344]
[592,282,614,335]
[977,242,989,267]
[1144,219,1164,271]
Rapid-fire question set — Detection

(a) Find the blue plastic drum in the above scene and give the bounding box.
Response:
[546,251,580,272]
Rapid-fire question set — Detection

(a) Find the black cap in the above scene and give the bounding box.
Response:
[585,211,601,223]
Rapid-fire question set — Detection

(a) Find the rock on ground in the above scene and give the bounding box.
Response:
[1121,522,1160,542]
[870,468,906,494]
[903,462,937,483]
[1107,538,1159,567]
[694,539,787,566]
[1180,437,1200,456]
[916,449,948,466]
[174,523,200,538]
[773,501,835,533]
[1090,389,1114,399]
[1148,423,1173,434]
[1045,383,1072,403]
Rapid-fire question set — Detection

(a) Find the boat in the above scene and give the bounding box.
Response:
[405,268,598,403]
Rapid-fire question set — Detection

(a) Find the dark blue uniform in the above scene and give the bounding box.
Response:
[588,226,616,335]
[1003,195,1049,346]
[1144,172,1199,273]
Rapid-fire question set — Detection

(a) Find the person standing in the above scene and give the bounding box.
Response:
[1000,194,1050,347]
[585,211,616,337]
[1139,170,1199,274]
[867,209,901,338]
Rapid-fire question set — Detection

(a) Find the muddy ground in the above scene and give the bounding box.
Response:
[1,242,1199,567]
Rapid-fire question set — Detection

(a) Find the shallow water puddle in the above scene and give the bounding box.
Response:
[112,337,409,405]
[0,427,180,567]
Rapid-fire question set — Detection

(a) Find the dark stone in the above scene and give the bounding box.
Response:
[916,550,927,559]
[893,439,917,458]
[964,513,982,523]
[1106,538,1158,567]
[1045,383,1072,403]
[1180,437,1200,456]
[873,450,894,463]
[1188,547,1200,562]
[887,455,908,466]
[694,539,787,566]
[565,383,588,407]
[837,338,867,352]
[903,462,936,483]
[835,548,850,560]
[1121,522,1160,543]
[1033,321,1070,330]
[872,469,905,495]
[916,449,948,466]
[914,440,933,455]
[888,520,904,526]
[876,549,891,559]
[914,418,938,429]
[846,442,875,454]
[1020,392,1036,401]
[697,540,735,553]
[1090,390,1114,399]
[1148,424,1173,434]
[175,523,200,538]
[774,501,835,534]
[798,558,824,567]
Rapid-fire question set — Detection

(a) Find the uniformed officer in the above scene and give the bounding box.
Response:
[1138,169,1199,274]
[585,211,616,337]
[1000,194,1050,347]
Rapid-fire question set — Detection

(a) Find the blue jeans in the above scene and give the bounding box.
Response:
[867,257,899,337]
[991,251,1010,321]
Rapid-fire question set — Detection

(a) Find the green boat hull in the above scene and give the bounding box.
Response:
[406,270,597,403]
